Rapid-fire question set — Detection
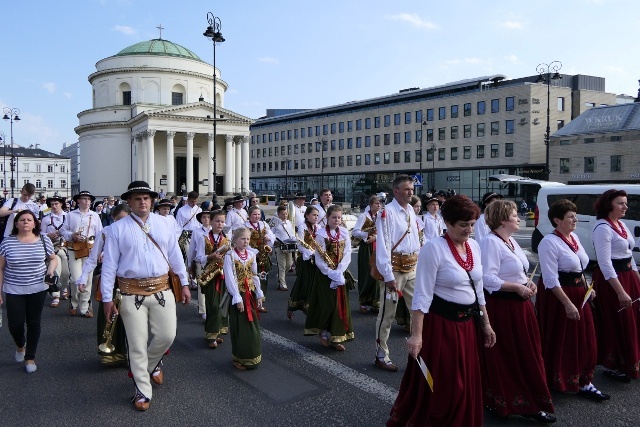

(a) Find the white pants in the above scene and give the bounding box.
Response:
[68,250,94,314]
[195,264,206,314]
[120,290,176,400]
[51,248,70,299]
[375,270,415,363]
[275,248,293,289]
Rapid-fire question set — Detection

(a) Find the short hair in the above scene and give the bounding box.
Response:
[548,199,577,228]
[327,204,343,217]
[410,195,421,207]
[111,203,132,219]
[595,189,627,219]
[11,210,41,236]
[393,174,413,189]
[170,195,178,201]
[211,209,226,219]
[277,205,287,213]
[320,188,332,197]
[368,195,380,206]
[304,206,319,219]
[22,183,36,196]
[484,200,517,231]
[231,227,250,247]
[441,195,480,225]
[248,205,262,215]
[187,191,198,200]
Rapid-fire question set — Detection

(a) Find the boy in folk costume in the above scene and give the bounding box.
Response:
[244,206,275,312]
[188,210,213,321]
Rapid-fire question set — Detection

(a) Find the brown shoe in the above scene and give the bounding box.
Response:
[374,358,398,372]
[318,334,330,348]
[233,361,247,371]
[216,337,224,343]
[257,306,268,313]
[331,343,346,351]
[83,310,93,318]
[151,368,163,385]
[208,340,218,349]
[68,308,77,316]
[134,399,150,411]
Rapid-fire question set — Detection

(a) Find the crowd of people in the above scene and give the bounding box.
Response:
[1,179,639,424]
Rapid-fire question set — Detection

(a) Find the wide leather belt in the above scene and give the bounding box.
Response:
[117,274,170,296]
[558,271,585,287]
[391,252,419,273]
[611,257,633,272]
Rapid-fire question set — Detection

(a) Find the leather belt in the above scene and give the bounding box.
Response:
[391,251,419,273]
[117,274,170,296]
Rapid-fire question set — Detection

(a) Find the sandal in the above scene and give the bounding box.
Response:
[60,289,69,300]
[208,340,218,349]
[233,361,246,370]
[318,334,330,348]
[216,337,224,343]
[50,298,60,308]
[331,343,346,351]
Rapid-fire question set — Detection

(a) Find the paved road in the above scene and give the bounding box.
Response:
[1,227,639,426]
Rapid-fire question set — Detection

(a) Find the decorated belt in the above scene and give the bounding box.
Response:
[611,257,633,272]
[391,252,418,273]
[558,271,585,287]
[180,231,193,238]
[117,274,170,296]
[430,294,474,322]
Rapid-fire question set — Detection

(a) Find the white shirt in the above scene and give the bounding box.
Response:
[188,225,212,267]
[292,203,307,230]
[480,233,529,293]
[314,225,352,288]
[41,211,66,235]
[316,203,332,227]
[423,212,445,242]
[77,226,110,285]
[195,230,227,266]
[100,213,189,302]
[273,219,295,243]
[227,208,248,232]
[175,204,202,231]
[592,219,638,280]
[223,247,264,305]
[413,236,485,313]
[244,220,275,249]
[296,223,317,261]
[352,208,377,241]
[375,199,421,283]
[474,213,490,242]
[539,231,589,289]
[2,198,40,237]
[60,209,103,242]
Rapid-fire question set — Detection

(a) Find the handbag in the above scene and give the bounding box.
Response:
[41,236,60,294]
[72,216,93,259]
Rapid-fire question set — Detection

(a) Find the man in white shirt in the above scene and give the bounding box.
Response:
[101,180,190,411]
[40,196,70,307]
[316,189,333,227]
[272,205,296,291]
[374,175,421,372]
[0,183,40,240]
[291,192,307,231]
[226,195,248,232]
[175,192,202,281]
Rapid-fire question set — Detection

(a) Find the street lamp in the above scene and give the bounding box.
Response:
[0,131,6,195]
[53,162,58,196]
[429,142,436,193]
[318,137,327,190]
[203,12,225,196]
[3,107,20,197]
[536,61,562,180]
[420,118,429,195]
[283,157,290,197]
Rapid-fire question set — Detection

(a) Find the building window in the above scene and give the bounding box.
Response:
[365,154,371,165]
[558,97,565,111]
[384,134,390,145]
[394,133,400,144]
[365,136,371,147]
[491,144,499,158]
[491,99,499,113]
[405,112,412,124]
[451,126,458,139]
[331,123,336,134]
[323,124,328,135]
[506,96,515,111]
[171,92,183,105]
[294,129,299,139]
[477,123,485,137]
[300,161,304,170]
[339,139,344,150]
[375,135,381,146]
[404,151,411,163]
[610,135,622,142]
[348,138,354,149]
[308,143,312,152]
[415,110,423,123]
[308,127,312,137]
[347,155,352,166]
[505,143,514,157]
[375,153,381,164]
[451,105,459,118]
[394,113,401,125]
[506,120,515,134]
[365,118,371,129]
[338,156,344,167]
[451,147,458,160]
[438,128,445,141]
[557,120,565,130]
[438,148,445,161]
[374,117,381,128]
[426,109,434,121]
[60,165,65,173]
[355,119,362,130]
[24,163,29,172]
[330,157,335,167]
[611,155,622,172]
[584,137,595,144]
[584,157,595,173]
[477,101,486,115]
[405,132,411,144]
[47,179,54,188]
[330,140,336,150]
[415,149,422,163]
[477,145,485,158]
[294,144,299,154]
[308,159,313,169]
[427,129,434,141]
[315,125,321,136]
[464,146,471,159]
[35,179,42,188]
[427,148,434,161]
[339,122,344,133]
[294,160,299,170]
[123,91,132,105]
[270,147,274,156]
[438,107,446,120]
[356,155,362,166]
[416,130,422,142]
[464,125,471,138]
[560,158,570,174]
[384,115,391,127]
[559,139,571,145]
[36,164,42,172]
[393,152,400,163]
[274,161,278,170]
[288,145,292,155]
[281,131,286,140]
[464,103,472,117]
[275,133,279,142]
[316,158,320,168]
[347,121,353,132]
[60,179,66,189]
[322,157,327,168]
[491,121,499,136]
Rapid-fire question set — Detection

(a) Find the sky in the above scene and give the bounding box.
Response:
[1,0,639,155]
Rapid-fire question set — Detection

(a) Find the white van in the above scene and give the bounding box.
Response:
[531,184,640,264]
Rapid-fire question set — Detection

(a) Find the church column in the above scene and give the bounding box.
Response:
[207,133,214,195]
[225,134,234,195]
[136,133,146,182]
[186,132,195,192]
[235,136,242,193]
[242,136,250,195]
[145,130,156,189]
[166,131,176,196]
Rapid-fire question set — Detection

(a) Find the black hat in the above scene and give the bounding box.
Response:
[436,190,447,197]
[120,181,158,200]
[154,198,172,212]
[232,194,245,203]
[73,191,96,203]
[46,196,66,207]
[223,198,234,207]
[196,210,211,223]
[482,192,503,207]
[425,197,441,206]
[294,192,306,199]
[93,201,104,209]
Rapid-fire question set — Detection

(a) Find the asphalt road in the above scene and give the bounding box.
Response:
[1,226,639,426]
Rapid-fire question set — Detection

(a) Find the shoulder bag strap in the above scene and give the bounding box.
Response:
[130,215,171,270]
[182,208,198,228]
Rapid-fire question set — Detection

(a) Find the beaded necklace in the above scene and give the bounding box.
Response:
[553,230,578,252]
[491,231,515,252]
[444,233,473,271]
[235,248,248,261]
[605,218,628,239]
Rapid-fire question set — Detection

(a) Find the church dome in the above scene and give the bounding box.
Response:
[114,39,204,62]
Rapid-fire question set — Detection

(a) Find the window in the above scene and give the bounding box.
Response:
[560,140,571,145]
[375,135,381,146]
[426,109,434,121]
[330,140,336,150]
[438,128,445,140]
[356,119,362,130]
[404,132,411,144]
[268,133,273,142]
[491,144,499,158]
[427,148,434,161]
[506,97,515,111]
[60,179,66,189]
[384,115,391,127]
[584,157,595,173]
[308,143,312,152]
[394,133,400,144]
[262,148,267,157]
[464,125,471,138]
[585,102,595,107]
[394,152,400,163]
[375,117,381,128]
[477,101,486,115]
[464,146,471,159]
[323,124,328,135]
[274,132,279,142]
[331,123,336,134]
[611,155,622,172]
[491,121,499,135]
[365,136,371,147]
[375,153,381,164]
[308,127,312,137]
[438,148,445,161]
[611,135,622,142]
[339,122,344,133]
[294,144,299,154]
[404,151,411,163]
[294,160,299,170]
[584,137,595,144]
[415,110,423,123]
[356,155,362,166]
[557,120,565,130]
[451,105,459,118]
[35,179,42,188]
[506,120,515,134]
[505,143,514,157]
[405,112,412,124]
[316,158,320,168]
[315,125,320,136]
[558,97,565,111]
[322,157,327,168]
[347,155,352,166]
[415,149,422,163]
[347,138,353,149]
[560,158,570,174]
[294,129,299,139]
[384,152,390,164]
[451,126,458,139]
[36,164,42,172]
[451,147,458,160]
[464,103,471,117]
[330,157,335,167]
[23,163,29,172]
[477,145,485,158]
[308,159,312,169]
[365,154,371,165]
[491,99,499,113]
[123,91,132,105]
[338,156,344,167]
[394,113,401,125]
[384,134,390,145]
[439,107,446,120]
[300,160,304,170]
[339,139,344,150]
[60,165,66,173]
[171,92,183,105]
[427,129,434,141]
[315,141,321,152]
[365,118,371,129]
[270,147,273,156]
[416,130,422,142]
[288,145,292,155]
[347,121,352,132]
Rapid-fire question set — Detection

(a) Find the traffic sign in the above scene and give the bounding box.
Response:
[2,190,7,195]
[412,174,422,187]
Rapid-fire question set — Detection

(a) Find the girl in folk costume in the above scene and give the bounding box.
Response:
[223,227,264,370]
[352,195,382,314]
[304,205,354,351]
[196,210,230,349]
[423,197,445,242]
[245,205,275,309]
[287,206,320,318]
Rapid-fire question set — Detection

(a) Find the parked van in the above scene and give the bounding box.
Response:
[531,184,640,264]
[259,194,277,206]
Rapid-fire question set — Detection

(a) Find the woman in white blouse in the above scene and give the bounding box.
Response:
[538,199,609,400]
[352,196,382,314]
[389,195,495,427]
[480,200,555,423]
[474,191,502,241]
[591,189,640,382]
[422,197,444,242]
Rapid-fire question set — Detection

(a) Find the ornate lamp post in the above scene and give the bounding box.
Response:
[536,61,562,180]
[283,157,290,197]
[318,137,327,190]
[2,107,20,197]
[203,12,225,196]
[0,131,6,195]
[420,117,429,195]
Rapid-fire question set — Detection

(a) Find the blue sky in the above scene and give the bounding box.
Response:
[1,0,638,154]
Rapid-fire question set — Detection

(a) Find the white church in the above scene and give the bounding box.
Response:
[75,38,253,197]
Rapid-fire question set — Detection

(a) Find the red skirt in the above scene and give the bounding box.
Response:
[481,294,553,416]
[535,278,597,391]
[591,268,640,378]
[387,313,483,427]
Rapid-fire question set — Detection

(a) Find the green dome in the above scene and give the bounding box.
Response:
[114,39,204,62]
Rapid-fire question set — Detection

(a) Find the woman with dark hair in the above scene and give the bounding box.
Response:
[537,199,609,400]
[591,189,640,382]
[288,206,319,318]
[389,195,496,427]
[0,210,57,373]
[480,200,555,423]
[352,195,382,314]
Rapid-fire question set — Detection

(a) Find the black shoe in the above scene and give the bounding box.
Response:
[603,369,632,383]
[523,411,556,423]
[577,388,611,401]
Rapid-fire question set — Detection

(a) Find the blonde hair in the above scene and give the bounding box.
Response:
[484,200,518,231]
[230,227,251,247]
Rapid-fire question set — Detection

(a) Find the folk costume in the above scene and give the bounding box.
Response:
[422,210,445,242]
[188,214,212,316]
[40,200,70,306]
[245,219,275,298]
[351,207,380,312]
[288,221,318,315]
[175,202,202,268]
[227,204,249,233]
[273,218,296,291]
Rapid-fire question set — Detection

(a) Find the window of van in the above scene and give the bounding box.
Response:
[545,193,640,221]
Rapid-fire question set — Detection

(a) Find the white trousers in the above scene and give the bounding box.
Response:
[120,290,176,400]
[195,264,206,314]
[375,270,415,363]
[68,250,94,314]
[51,248,70,299]
[275,248,293,289]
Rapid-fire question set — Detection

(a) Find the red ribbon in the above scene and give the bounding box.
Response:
[243,277,259,322]
[336,286,349,330]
